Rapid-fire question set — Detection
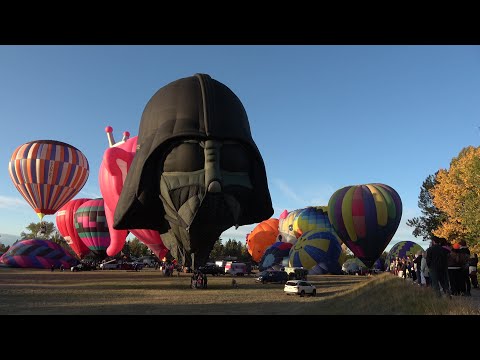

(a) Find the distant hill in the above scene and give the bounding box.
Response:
[0,234,21,246]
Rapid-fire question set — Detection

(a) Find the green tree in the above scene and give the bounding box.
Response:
[0,243,9,253]
[126,237,150,258]
[20,221,57,240]
[209,238,225,260]
[406,173,446,242]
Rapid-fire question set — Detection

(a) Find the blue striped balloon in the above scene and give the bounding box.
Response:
[289,229,342,273]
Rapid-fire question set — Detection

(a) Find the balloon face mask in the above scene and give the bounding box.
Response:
[157,139,255,265]
[114,73,274,268]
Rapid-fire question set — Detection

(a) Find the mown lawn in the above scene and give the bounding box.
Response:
[0,268,478,315]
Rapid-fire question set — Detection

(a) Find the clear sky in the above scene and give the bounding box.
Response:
[1,45,479,252]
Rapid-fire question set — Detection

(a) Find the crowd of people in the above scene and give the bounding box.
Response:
[387,236,478,298]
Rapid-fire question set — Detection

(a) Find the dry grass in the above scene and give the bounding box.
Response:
[0,267,479,315]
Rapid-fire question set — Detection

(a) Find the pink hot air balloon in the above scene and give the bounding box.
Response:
[99,126,168,258]
[56,198,92,258]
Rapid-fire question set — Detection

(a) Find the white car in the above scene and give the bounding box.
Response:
[284,280,316,297]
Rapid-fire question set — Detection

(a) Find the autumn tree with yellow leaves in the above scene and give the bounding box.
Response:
[430,146,480,252]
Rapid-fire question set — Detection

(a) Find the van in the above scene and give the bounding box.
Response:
[225,262,247,276]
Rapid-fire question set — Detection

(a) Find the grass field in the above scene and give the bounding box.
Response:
[1,267,479,315]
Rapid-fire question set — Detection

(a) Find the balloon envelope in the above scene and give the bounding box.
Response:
[387,241,424,263]
[278,209,303,244]
[74,198,110,259]
[0,239,79,269]
[328,183,402,268]
[98,131,168,258]
[293,206,338,239]
[288,229,343,274]
[56,198,92,258]
[246,218,279,262]
[258,242,293,271]
[8,140,89,220]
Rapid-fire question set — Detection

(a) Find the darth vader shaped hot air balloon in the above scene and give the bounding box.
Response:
[328,183,402,268]
[113,73,273,268]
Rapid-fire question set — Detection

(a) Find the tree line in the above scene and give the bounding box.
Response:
[407,145,480,253]
[0,223,253,263]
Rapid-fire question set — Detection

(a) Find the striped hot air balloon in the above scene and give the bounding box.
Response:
[0,239,79,269]
[328,183,402,268]
[74,198,110,259]
[288,229,342,273]
[8,140,89,221]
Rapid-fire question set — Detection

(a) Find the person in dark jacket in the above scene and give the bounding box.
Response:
[458,240,471,295]
[426,236,451,298]
[469,253,478,289]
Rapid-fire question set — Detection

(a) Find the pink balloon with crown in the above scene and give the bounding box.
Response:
[99,126,168,259]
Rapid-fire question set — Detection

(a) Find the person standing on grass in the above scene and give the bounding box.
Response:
[426,236,451,298]
[458,240,471,296]
[469,253,478,289]
[420,251,430,287]
[413,251,422,285]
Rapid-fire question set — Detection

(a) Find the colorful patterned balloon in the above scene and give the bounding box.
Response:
[258,242,293,271]
[288,229,342,273]
[278,209,303,244]
[328,183,402,268]
[0,239,79,269]
[387,241,424,263]
[293,206,337,238]
[74,198,110,259]
[8,140,89,221]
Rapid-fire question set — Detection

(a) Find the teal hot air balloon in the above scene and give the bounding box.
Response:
[327,183,402,268]
[74,198,111,259]
[288,229,342,274]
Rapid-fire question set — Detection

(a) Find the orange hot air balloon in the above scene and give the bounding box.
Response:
[8,140,89,221]
[246,218,279,262]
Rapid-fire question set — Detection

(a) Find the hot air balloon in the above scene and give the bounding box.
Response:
[328,183,402,268]
[0,239,79,269]
[113,74,274,269]
[258,242,293,271]
[278,208,303,244]
[288,229,343,274]
[99,126,168,259]
[341,257,367,275]
[74,198,110,259]
[56,198,92,258]
[246,218,279,262]
[293,206,339,239]
[8,140,89,221]
[387,241,424,263]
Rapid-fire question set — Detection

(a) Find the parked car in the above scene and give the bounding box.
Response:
[255,270,288,284]
[284,280,316,297]
[70,263,96,272]
[198,263,223,276]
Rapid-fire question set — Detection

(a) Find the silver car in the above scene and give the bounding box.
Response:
[284,280,316,297]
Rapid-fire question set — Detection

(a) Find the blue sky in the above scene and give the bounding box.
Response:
[1,45,479,252]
